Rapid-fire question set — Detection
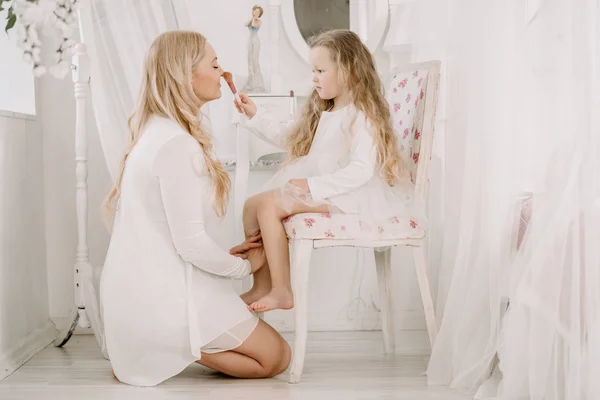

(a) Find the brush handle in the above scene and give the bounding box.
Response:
[234,93,246,116]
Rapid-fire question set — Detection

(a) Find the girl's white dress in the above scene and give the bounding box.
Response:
[100,116,258,387]
[243,105,423,236]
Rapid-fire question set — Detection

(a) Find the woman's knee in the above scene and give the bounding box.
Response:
[276,338,291,375]
[261,337,291,378]
[242,321,291,377]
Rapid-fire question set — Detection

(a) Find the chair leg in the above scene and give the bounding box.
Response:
[412,245,438,347]
[375,247,395,354]
[288,239,313,384]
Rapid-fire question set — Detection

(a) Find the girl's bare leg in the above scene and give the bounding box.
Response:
[240,195,272,306]
[249,190,328,312]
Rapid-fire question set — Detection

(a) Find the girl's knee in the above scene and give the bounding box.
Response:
[256,195,278,218]
[243,194,260,215]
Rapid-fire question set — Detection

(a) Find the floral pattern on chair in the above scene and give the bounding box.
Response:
[387,69,430,183]
[282,212,425,240]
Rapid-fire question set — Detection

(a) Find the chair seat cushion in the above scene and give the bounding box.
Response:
[282,213,425,240]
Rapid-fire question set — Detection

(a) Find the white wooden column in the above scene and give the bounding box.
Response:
[72,43,93,329]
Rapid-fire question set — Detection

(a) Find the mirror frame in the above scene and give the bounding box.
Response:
[281,0,390,64]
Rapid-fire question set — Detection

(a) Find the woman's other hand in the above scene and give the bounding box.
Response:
[230,232,262,259]
[246,247,266,273]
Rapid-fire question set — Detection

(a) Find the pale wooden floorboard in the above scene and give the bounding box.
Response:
[0,331,469,400]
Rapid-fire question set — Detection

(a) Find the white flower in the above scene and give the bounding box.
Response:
[26,25,42,46]
[15,24,27,38]
[55,7,67,19]
[53,19,67,32]
[21,4,47,24]
[49,60,70,78]
[12,0,30,15]
[33,65,48,77]
[16,38,27,50]
[65,13,76,25]
[40,0,58,15]
[61,25,73,38]
[45,12,58,26]
[12,0,80,80]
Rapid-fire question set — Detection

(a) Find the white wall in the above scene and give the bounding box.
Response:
[42,2,430,353]
[0,111,55,381]
[0,12,36,115]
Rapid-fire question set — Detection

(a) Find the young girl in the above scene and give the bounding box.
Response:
[233,29,419,313]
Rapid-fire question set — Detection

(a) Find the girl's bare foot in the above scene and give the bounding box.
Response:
[240,287,270,307]
[249,287,294,312]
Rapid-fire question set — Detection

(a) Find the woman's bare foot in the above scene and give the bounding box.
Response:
[240,287,270,307]
[249,287,294,312]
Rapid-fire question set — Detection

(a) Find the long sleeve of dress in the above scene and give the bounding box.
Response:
[242,106,295,149]
[152,134,250,279]
[307,114,378,203]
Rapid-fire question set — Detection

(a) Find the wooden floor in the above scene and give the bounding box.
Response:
[0,332,469,400]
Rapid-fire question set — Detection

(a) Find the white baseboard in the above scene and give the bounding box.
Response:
[0,321,56,382]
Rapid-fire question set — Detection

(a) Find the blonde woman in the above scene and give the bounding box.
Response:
[232,29,420,312]
[100,31,290,387]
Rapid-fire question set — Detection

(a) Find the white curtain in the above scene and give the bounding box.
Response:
[79,0,192,181]
[409,0,600,399]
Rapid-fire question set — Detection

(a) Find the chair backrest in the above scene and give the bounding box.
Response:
[386,61,441,203]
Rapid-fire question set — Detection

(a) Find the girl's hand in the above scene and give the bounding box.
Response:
[234,92,257,118]
[288,179,310,193]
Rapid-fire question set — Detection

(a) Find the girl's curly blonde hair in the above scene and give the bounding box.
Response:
[286,29,407,186]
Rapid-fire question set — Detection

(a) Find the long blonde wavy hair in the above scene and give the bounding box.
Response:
[102,31,230,225]
[287,29,406,185]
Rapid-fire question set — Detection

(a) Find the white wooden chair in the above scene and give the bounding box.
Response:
[283,61,442,383]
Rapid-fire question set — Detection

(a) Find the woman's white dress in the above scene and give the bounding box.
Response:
[243,105,422,236]
[100,116,258,387]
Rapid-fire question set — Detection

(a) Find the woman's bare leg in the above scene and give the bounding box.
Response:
[195,319,290,378]
[249,190,329,312]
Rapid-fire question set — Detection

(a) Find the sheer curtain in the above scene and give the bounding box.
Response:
[409,0,600,399]
[79,0,192,181]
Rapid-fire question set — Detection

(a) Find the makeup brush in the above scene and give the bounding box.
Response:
[222,72,241,104]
